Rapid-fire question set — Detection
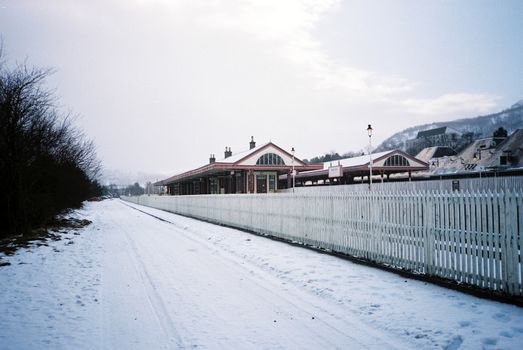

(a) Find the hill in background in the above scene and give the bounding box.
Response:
[374,100,523,154]
[305,100,523,164]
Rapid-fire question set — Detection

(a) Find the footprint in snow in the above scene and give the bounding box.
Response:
[492,312,510,322]
[481,337,498,346]
[458,321,471,328]
[443,335,463,350]
[499,331,513,338]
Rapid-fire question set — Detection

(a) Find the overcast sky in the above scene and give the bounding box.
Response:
[1,0,522,178]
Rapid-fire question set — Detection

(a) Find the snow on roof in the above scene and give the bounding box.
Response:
[419,129,523,175]
[415,146,457,163]
[216,142,270,163]
[321,151,391,169]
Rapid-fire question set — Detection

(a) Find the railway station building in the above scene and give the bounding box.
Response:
[155,137,322,195]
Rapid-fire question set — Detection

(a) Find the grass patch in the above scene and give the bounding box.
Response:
[0,216,91,264]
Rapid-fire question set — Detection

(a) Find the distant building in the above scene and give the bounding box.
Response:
[155,137,322,195]
[406,126,466,155]
[416,126,462,141]
[415,146,458,165]
[414,129,523,177]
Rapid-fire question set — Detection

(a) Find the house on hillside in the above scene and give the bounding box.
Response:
[406,126,469,155]
[416,126,462,141]
[415,146,458,170]
[155,137,322,195]
[415,146,458,164]
[415,129,523,177]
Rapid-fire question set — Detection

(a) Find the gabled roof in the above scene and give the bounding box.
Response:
[217,142,270,163]
[219,142,306,166]
[294,150,428,179]
[156,141,319,186]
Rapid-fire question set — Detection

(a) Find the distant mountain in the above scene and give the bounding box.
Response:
[101,168,167,187]
[375,100,523,153]
[511,99,523,109]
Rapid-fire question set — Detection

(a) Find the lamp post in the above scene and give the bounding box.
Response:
[367,124,373,191]
[291,147,295,193]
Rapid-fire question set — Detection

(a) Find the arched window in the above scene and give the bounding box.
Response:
[384,155,410,167]
[256,153,285,165]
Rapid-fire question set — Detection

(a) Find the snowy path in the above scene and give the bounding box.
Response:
[1,200,523,349]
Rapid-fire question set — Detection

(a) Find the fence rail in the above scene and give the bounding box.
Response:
[123,188,523,296]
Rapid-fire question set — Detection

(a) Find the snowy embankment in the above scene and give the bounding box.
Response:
[0,200,522,350]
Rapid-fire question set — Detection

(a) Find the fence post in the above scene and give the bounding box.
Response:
[503,189,518,295]
[424,191,435,275]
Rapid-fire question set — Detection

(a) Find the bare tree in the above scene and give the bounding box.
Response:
[0,50,101,238]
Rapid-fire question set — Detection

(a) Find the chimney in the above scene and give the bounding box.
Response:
[209,154,215,164]
[249,136,256,149]
[224,147,232,158]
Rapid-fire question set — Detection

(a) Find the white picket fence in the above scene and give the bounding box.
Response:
[123,189,523,296]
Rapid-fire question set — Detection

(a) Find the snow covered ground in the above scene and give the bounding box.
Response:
[1,199,523,350]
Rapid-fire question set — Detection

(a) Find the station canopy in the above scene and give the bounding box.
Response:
[288,150,429,183]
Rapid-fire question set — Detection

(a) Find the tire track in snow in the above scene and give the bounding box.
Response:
[122,200,412,349]
[120,225,185,349]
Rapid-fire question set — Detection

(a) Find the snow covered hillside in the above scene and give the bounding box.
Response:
[375,101,523,153]
[1,200,523,349]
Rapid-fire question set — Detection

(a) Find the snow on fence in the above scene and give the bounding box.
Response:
[123,189,523,296]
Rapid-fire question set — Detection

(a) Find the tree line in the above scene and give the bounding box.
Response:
[0,50,101,238]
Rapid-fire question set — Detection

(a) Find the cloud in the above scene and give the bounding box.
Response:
[200,0,416,98]
[124,0,415,100]
[71,0,496,108]
[5,0,507,172]
[399,93,500,116]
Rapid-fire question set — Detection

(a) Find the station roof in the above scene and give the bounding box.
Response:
[156,141,322,186]
[321,151,390,169]
[289,150,429,180]
[215,142,270,163]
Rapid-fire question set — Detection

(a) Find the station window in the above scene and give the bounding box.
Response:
[256,153,285,165]
[384,155,410,167]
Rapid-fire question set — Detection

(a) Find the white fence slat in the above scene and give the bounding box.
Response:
[500,190,509,293]
[481,191,490,289]
[470,191,479,287]
[493,191,501,290]
[483,191,491,289]
[505,190,515,294]
[518,191,523,295]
